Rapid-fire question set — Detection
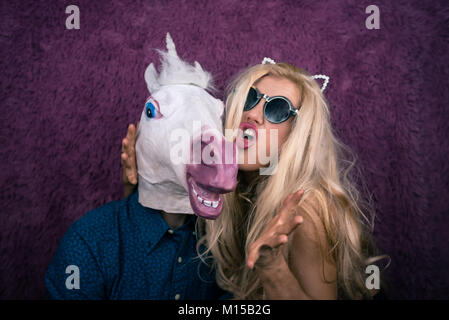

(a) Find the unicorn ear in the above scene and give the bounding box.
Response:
[144,63,160,93]
[165,32,178,57]
[194,61,203,72]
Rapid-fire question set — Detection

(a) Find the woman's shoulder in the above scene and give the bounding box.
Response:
[285,191,338,289]
[287,189,340,262]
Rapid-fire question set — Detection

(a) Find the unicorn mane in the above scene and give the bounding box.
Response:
[144,33,215,93]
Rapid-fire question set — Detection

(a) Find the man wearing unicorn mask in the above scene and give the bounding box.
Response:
[45,33,238,300]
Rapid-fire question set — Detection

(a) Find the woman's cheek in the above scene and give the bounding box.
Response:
[262,129,272,158]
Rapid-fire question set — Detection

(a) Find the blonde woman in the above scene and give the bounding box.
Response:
[122,61,388,300]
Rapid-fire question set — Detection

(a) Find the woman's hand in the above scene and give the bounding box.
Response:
[121,122,139,197]
[246,189,304,270]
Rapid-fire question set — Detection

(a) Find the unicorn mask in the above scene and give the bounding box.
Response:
[136,33,238,220]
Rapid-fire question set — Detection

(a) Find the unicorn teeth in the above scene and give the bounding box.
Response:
[191,183,220,208]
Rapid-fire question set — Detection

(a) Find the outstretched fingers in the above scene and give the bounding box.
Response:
[278,189,304,221]
[246,189,305,269]
[121,123,139,185]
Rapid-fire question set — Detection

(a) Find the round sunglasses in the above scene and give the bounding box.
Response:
[243,87,300,124]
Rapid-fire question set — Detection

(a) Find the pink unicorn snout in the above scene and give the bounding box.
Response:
[186,129,238,219]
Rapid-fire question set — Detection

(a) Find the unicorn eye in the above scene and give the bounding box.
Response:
[145,102,157,118]
[144,98,162,119]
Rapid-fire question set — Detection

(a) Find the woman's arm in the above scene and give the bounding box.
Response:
[285,203,338,299]
[257,212,337,299]
[247,192,337,299]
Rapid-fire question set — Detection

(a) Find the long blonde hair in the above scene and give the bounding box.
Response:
[197,62,388,299]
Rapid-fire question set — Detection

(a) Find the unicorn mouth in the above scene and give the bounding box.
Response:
[187,176,222,211]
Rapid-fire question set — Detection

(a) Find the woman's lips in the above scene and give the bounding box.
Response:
[236,122,258,149]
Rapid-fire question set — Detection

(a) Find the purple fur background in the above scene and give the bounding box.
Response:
[1,0,448,299]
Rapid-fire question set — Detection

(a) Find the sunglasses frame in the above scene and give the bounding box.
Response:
[244,87,300,124]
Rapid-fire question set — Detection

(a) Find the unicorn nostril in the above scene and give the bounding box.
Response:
[201,134,215,144]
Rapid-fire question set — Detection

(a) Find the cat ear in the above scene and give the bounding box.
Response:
[144,63,160,94]
[311,74,330,92]
[261,57,276,64]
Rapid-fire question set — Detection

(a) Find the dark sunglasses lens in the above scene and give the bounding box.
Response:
[244,87,258,110]
[265,99,291,123]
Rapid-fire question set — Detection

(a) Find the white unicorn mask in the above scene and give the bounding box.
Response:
[136,33,238,219]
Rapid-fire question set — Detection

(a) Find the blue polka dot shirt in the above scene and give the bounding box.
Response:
[45,191,229,300]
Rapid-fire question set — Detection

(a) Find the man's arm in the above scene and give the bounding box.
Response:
[45,224,106,300]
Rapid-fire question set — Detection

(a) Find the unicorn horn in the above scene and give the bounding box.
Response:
[165,32,178,57]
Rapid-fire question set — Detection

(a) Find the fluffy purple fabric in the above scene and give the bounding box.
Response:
[1,0,448,299]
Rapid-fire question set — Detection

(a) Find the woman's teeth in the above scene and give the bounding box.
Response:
[243,128,256,140]
[191,183,219,208]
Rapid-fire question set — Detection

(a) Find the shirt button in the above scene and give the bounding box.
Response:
[175,294,180,300]
[178,257,182,263]
[168,229,174,234]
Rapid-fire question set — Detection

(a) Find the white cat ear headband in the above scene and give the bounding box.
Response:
[261,57,329,92]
